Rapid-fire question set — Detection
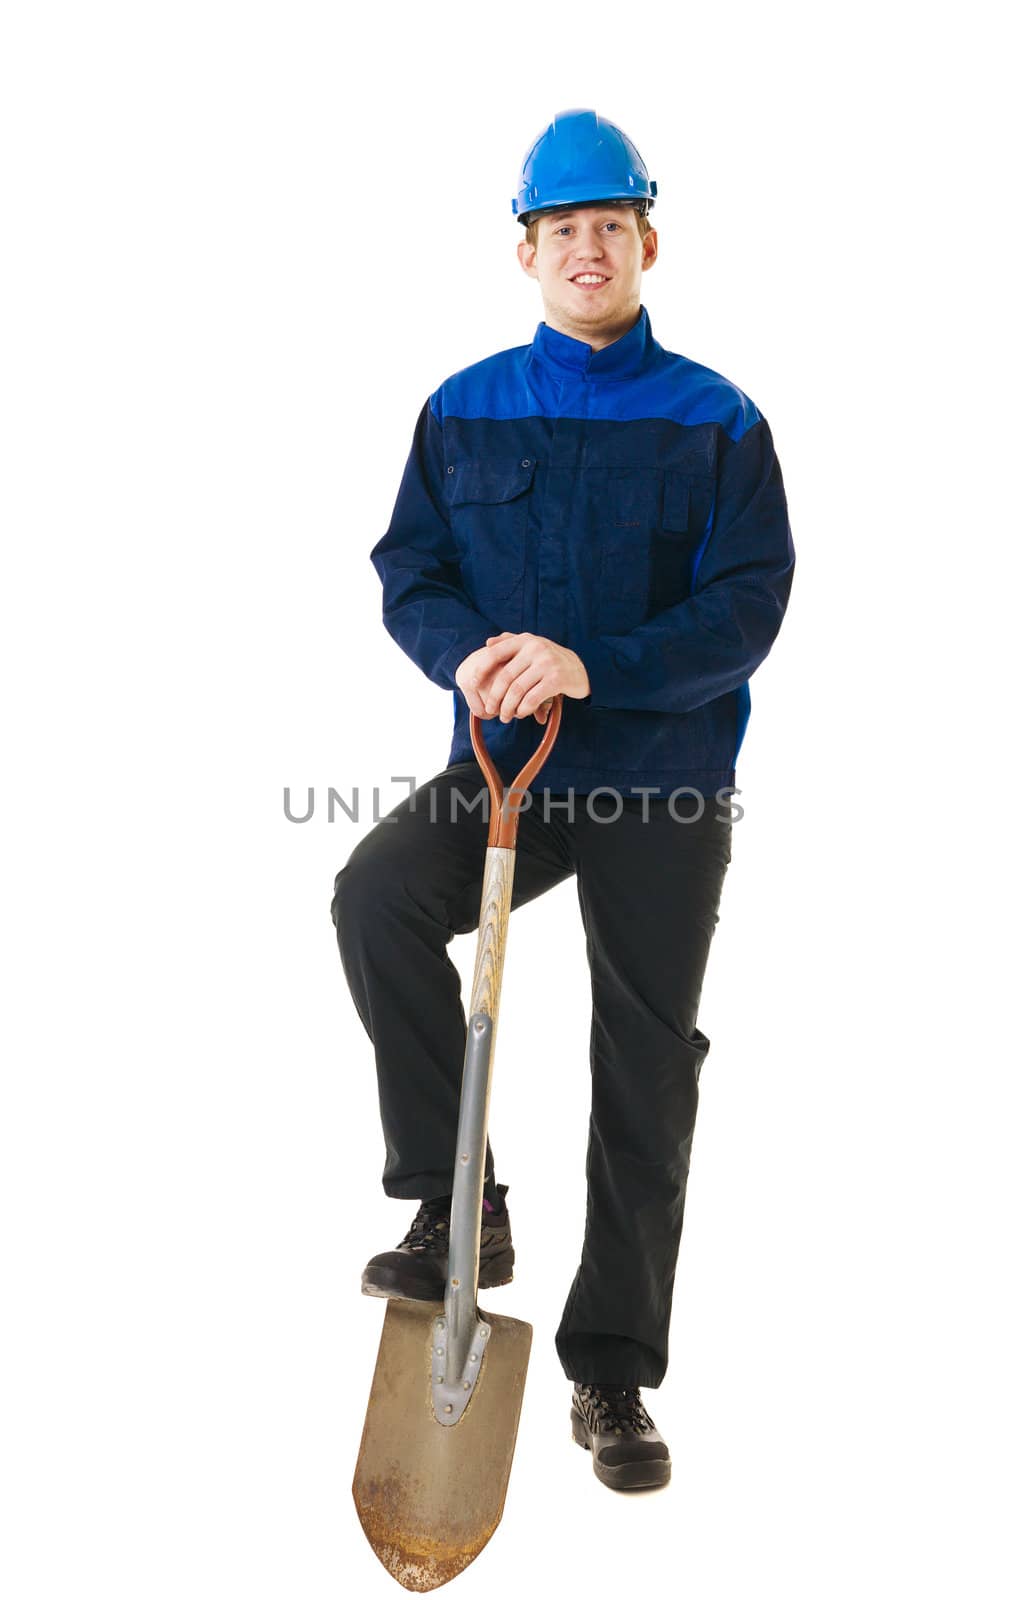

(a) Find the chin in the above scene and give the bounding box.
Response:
[567,298,615,319]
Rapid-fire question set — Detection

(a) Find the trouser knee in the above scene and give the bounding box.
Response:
[330,851,380,944]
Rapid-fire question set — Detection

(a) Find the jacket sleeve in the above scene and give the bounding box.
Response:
[572,415,795,714]
[369,398,496,691]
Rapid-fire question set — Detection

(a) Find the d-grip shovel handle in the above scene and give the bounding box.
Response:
[469,695,564,849]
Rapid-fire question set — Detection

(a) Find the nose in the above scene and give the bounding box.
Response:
[570,226,604,263]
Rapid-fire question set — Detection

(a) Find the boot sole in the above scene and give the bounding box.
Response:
[570,1407,672,1490]
[360,1250,515,1302]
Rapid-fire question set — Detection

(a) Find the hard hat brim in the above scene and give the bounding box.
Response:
[514,191,656,227]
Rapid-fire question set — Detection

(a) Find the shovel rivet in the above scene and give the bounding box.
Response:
[435,1346,444,1355]
[463,1380,471,1390]
[469,1353,478,1362]
[437,1371,445,1382]
[479,1325,489,1337]
[459,1152,470,1164]
[437,1321,445,1330]
[443,1403,453,1413]
[451,1278,460,1287]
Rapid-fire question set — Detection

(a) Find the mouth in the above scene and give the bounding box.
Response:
[569,273,611,289]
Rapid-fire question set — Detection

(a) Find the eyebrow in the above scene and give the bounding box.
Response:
[547,209,624,222]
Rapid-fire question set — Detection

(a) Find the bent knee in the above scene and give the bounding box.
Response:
[330,832,415,932]
[330,851,376,931]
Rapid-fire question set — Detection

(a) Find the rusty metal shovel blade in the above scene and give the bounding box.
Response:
[352,1297,532,1592]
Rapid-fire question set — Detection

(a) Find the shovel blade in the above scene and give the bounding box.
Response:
[352,1297,531,1592]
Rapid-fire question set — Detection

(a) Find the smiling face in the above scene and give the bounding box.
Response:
[516,201,658,349]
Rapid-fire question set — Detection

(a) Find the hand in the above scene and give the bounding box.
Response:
[455,632,590,724]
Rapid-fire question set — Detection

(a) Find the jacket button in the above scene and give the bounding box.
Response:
[447,465,454,474]
[521,458,532,468]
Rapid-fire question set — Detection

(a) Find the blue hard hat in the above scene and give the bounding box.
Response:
[512,108,657,225]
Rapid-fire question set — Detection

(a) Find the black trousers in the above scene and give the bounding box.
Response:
[330,761,733,1389]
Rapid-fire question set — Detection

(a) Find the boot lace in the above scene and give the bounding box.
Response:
[577,1384,655,1436]
[400,1198,451,1253]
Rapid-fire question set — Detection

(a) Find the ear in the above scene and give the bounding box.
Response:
[641,228,659,272]
[517,237,539,279]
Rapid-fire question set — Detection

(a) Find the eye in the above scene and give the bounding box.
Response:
[604,222,620,232]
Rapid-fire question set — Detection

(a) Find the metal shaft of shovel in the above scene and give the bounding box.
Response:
[352,695,563,1593]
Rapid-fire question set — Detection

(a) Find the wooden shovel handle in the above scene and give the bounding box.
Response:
[469,696,564,849]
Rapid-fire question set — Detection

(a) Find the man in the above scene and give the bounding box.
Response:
[331,108,794,1491]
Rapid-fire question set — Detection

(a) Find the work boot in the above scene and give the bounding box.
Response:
[570,1382,672,1490]
[360,1182,514,1302]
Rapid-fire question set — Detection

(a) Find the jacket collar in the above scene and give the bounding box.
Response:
[530,304,656,381]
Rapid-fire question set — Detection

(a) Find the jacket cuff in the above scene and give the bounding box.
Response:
[573,636,625,709]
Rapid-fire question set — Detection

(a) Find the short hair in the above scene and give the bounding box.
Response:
[523,201,654,249]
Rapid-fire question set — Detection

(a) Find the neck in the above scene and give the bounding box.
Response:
[542,305,642,352]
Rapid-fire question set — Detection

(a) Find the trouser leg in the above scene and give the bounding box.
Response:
[330,761,573,1202]
[555,791,733,1388]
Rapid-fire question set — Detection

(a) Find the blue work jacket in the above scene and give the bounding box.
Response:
[369,305,794,797]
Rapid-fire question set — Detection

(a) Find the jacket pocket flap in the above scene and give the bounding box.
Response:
[449,458,536,506]
[662,473,691,531]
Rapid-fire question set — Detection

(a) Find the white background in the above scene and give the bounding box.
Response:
[2,2,1015,1596]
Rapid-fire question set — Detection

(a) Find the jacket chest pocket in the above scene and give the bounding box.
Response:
[447,457,536,602]
[648,471,702,614]
[596,469,709,630]
[595,471,656,631]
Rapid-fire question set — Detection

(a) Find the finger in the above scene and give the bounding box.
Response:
[499,666,544,723]
[461,686,486,716]
[483,640,540,713]
[473,640,525,711]
[489,656,538,719]
[516,681,554,720]
[481,659,524,715]
[456,667,488,718]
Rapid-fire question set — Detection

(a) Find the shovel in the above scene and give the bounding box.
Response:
[352,694,564,1592]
